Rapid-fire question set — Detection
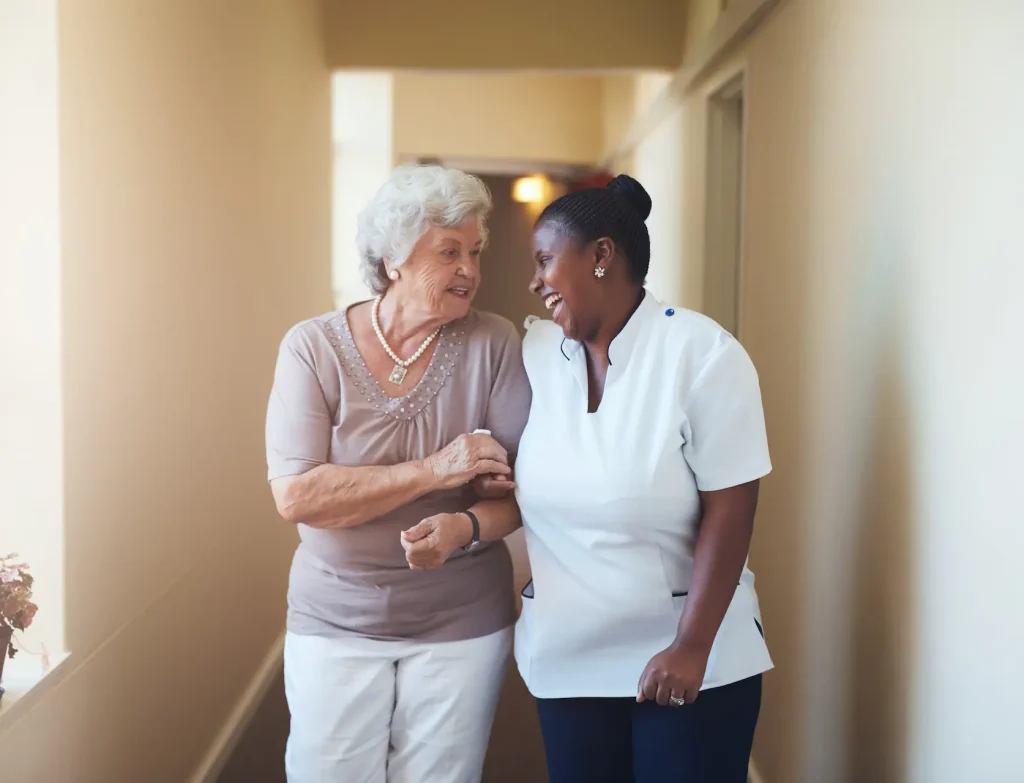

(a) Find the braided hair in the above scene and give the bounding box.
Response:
[537,174,653,283]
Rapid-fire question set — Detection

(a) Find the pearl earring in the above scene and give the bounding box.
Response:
[594,267,606,278]
[388,270,399,281]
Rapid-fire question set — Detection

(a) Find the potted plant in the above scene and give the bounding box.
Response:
[0,554,38,703]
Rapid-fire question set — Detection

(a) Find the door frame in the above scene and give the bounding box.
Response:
[702,64,749,339]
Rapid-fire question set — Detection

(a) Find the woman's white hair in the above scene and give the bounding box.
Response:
[356,165,493,295]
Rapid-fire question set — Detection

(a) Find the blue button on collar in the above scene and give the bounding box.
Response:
[665,308,675,316]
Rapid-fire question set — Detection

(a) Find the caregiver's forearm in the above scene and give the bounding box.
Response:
[672,480,760,651]
[453,495,523,545]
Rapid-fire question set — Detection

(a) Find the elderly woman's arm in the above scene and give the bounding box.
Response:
[267,315,516,531]
[271,432,511,530]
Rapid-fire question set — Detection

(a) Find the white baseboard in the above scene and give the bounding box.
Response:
[189,632,286,783]
[749,758,767,783]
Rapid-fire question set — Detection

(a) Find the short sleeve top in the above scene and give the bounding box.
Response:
[513,291,773,697]
[266,306,531,642]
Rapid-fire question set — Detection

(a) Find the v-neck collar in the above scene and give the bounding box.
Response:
[562,290,658,406]
[561,290,658,365]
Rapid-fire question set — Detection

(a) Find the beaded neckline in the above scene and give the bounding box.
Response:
[320,307,467,422]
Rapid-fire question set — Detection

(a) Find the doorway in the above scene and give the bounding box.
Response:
[703,72,746,337]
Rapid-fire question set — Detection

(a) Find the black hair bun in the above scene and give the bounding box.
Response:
[607,174,652,221]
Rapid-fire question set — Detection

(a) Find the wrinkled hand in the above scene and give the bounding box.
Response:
[425,433,510,491]
[401,513,472,570]
[472,470,516,499]
[636,640,711,706]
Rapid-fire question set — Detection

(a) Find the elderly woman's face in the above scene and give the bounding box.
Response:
[395,221,483,322]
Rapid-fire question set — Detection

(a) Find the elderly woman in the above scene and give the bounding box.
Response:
[265,165,530,783]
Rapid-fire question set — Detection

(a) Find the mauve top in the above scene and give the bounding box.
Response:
[265,305,531,642]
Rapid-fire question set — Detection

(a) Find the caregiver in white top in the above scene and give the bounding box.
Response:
[514,187,773,706]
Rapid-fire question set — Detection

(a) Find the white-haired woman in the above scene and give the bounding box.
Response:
[265,166,530,783]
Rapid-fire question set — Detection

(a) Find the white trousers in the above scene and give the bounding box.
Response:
[283,628,512,783]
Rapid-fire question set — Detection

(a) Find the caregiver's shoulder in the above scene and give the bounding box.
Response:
[661,305,746,363]
[522,316,562,350]
[663,306,761,393]
[520,317,563,368]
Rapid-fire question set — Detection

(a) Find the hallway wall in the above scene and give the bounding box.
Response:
[323,0,686,70]
[609,1,1024,781]
[0,0,332,779]
[393,73,606,166]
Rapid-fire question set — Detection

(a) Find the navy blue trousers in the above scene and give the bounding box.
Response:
[536,674,762,783]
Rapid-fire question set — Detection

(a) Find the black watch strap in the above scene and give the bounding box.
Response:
[461,510,481,551]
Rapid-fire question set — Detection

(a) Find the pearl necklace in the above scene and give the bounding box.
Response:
[371,295,441,385]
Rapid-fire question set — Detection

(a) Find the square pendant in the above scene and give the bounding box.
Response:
[388,365,408,385]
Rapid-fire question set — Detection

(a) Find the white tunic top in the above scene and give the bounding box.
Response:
[514,291,774,699]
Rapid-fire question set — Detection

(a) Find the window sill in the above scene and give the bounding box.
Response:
[0,650,71,730]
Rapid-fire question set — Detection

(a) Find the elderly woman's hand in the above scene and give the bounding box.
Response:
[425,433,511,490]
[401,513,472,570]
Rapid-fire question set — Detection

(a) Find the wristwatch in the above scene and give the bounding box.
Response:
[461,510,481,553]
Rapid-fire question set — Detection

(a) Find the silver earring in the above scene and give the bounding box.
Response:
[388,270,399,281]
[594,267,606,278]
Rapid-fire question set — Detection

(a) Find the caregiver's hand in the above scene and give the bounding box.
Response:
[472,471,516,499]
[636,639,711,707]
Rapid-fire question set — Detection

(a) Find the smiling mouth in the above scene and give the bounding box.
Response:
[447,286,471,297]
[544,293,562,310]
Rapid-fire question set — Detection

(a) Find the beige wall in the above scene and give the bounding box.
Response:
[0,0,64,653]
[684,0,727,55]
[0,0,332,779]
[324,0,686,70]
[393,73,605,165]
[332,72,393,308]
[632,104,686,303]
[610,1,1024,782]
[602,71,687,304]
[601,76,638,163]
[601,72,673,164]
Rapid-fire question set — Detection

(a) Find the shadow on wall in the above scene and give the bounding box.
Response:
[845,292,915,783]
[218,669,288,783]
[735,25,816,778]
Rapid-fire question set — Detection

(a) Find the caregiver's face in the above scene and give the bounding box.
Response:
[529,220,603,342]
